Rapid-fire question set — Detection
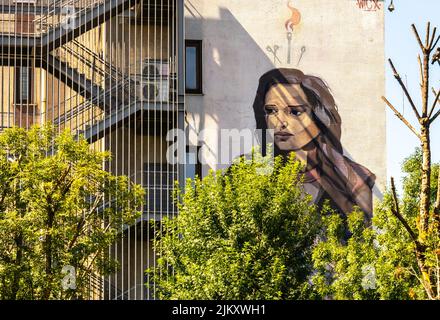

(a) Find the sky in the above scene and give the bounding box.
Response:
[385,0,440,192]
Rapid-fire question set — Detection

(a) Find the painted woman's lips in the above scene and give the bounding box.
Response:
[275,132,293,136]
[274,132,294,141]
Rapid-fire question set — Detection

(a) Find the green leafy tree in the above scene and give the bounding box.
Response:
[0,125,144,299]
[311,149,439,300]
[147,151,322,299]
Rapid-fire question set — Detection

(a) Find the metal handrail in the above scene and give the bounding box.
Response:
[52,38,139,111]
[52,37,140,129]
[0,111,15,131]
[59,41,138,91]
[34,0,105,34]
[54,77,137,132]
[70,40,126,81]
[56,44,108,79]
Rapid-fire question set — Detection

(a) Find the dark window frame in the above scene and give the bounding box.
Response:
[186,145,202,178]
[14,66,33,104]
[185,40,203,94]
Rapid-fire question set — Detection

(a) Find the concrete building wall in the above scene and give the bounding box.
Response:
[185,0,386,191]
[0,1,182,300]
[109,129,169,178]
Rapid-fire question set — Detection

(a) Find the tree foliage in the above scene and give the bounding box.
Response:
[311,149,439,300]
[0,125,144,299]
[147,152,321,299]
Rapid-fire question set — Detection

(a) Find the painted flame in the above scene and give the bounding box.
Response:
[285,1,301,32]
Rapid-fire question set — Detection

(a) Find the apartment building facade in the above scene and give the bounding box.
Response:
[0,0,386,300]
[0,0,185,300]
[185,0,386,186]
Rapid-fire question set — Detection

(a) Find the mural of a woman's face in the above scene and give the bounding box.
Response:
[264,83,320,151]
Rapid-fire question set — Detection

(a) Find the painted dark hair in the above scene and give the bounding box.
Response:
[252,68,343,155]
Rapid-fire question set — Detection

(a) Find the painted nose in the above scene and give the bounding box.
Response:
[277,113,289,129]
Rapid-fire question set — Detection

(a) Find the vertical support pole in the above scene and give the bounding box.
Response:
[177,0,186,191]
[178,108,186,190]
[177,0,184,97]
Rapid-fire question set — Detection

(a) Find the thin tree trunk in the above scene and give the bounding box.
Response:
[416,248,435,299]
[10,234,23,300]
[42,208,54,300]
[11,193,26,300]
[387,22,440,300]
[420,126,431,234]
[434,170,440,229]
[420,46,431,234]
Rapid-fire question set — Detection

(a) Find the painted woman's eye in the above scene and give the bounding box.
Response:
[289,108,302,116]
[264,106,277,115]
[288,106,305,116]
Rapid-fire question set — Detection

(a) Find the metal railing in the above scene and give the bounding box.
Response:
[70,39,126,81]
[0,111,16,131]
[35,0,105,34]
[0,0,105,35]
[53,77,138,133]
[51,38,140,132]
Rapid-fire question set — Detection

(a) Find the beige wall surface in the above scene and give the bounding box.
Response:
[185,0,386,191]
[108,128,169,178]
[1,66,42,129]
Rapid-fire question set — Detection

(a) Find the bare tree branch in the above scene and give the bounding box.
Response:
[84,224,112,271]
[390,177,419,243]
[391,21,439,301]
[428,87,440,119]
[390,178,433,299]
[432,35,440,51]
[413,24,425,51]
[388,59,422,119]
[67,194,104,250]
[426,22,431,48]
[382,96,421,139]
[418,54,424,84]
[429,27,438,50]
[430,109,440,124]
[434,171,440,227]
[409,265,435,300]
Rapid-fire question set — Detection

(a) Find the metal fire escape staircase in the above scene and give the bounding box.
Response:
[1,0,186,299]
[0,0,140,117]
[49,38,181,143]
[50,38,139,138]
[0,0,183,143]
[0,0,138,52]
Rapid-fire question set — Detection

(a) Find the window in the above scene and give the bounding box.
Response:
[185,146,202,180]
[15,13,35,34]
[144,163,178,216]
[15,66,32,104]
[185,40,202,94]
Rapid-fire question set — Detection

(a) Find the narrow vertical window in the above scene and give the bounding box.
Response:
[185,40,202,94]
[185,146,202,180]
[15,67,32,104]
